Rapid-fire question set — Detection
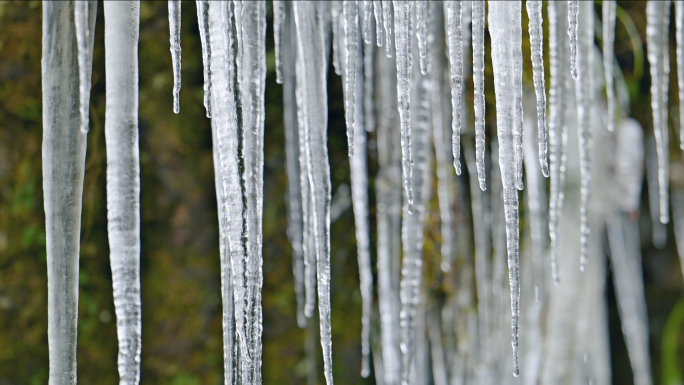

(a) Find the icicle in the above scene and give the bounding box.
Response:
[393,0,415,214]
[374,0,384,47]
[472,0,485,187]
[168,0,182,113]
[646,136,667,248]
[576,1,594,272]
[363,1,373,44]
[647,1,671,225]
[428,309,448,385]
[383,1,393,58]
[196,0,212,118]
[332,1,343,76]
[42,3,92,383]
[547,0,569,284]
[344,0,359,157]
[603,1,617,132]
[364,24,376,133]
[568,1,579,80]
[74,1,96,133]
[512,2,524,192]
[416,1,428,75]
[274,1,285,84]
[489,1,521,376]
[672,187,684,282]
[446,1,464,178]
[526,0,549,178]
[293,3,335,384]
[677,2,684,149]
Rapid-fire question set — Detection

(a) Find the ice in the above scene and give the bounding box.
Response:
[332,1,342,76]
[646,136,667,248]
[677,2,684,148]
[511,2,524,192]
[603,1,617,132]
[343,0,359,157]
[472,0,485,186]
[363,1,373,44]
[196,0,212,118]
[274,1,285,84]
[416,1,428,75]
[568,1,579,80]
[74,1,97,133]
[168,0,181,113]
[383,1,394,57]
[526,0,549,178]
[364,28,376,133]
[446,1,464,177]
[673,187,684,283]
[374,0,384,47]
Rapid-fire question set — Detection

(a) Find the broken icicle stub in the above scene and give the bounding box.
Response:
[343,0,359,157]
[168,0,181,113]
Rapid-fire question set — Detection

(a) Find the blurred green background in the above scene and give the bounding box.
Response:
[0,1,683,384]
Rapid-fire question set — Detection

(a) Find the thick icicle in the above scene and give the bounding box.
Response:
[472,0,485,187]
[364,32,376,133]
[103,2,142,383]
[677,2,684,149]
[547,0,570,284]
[293,3,335,384]
[512,2,524,192]
[568,1,579,80]
[168,0,182,113]
[74,1,96,133]
[576,1,594,272]
[332,1,342,76]
[489,1,522,376]
[526,0,549,178]
[416,1,428,75]
[647,1,671,225]
[603,0,617,132]
[343,0,359,157]
[42,2,92,383]
[363,1,373,44]
[393,0,415,214]
[274,0,285,84]
[383,1,393,57]
[374,0,384,47]
[446,1,464,178]
[196,0,212,118]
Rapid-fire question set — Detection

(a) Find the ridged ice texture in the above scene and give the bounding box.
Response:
[647,1,670,225]
[42,3,90,383]
[332,1,342,76]
[603,1,616,132]
[547,0,569,284]
[393,0,414,214]
[489,1,521,377]
[363,1,373,44]
[383,1,393,57]
[677,2,684,149]
[576,1,593,272]
[343,0,359,157]
[103,3,142,384]
[196,0,212,118]
[511,2,524,192]
[568,1,579,80]
[526,0,549,178]
[168,0,181,113]
[364,25,376,133]
[293,3,335,384]
[399,46,431,385]
[374,0,383,46]
[280,2,306,329]
[416,1,428,75]
[274,1,285,84]
[74,1,96,133]
[446,1,464,178]
[472,0,485,187]
[607,216,653,385]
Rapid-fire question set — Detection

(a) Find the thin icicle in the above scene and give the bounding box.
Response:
[568,1,579,80]
[394,0,414,214]
[274,1,285,84]
[383,1,393,58]
[364,27,376,133]
[196,0,212,118]
[168,0,182,114]
[677,2,684,149]
[416,1,428,75]
[344,0,359,157]
[363,1,373,44]
[446,1,464,178]
[74,1,96,133]
[512,2,524,192]
[374,0,384,47]
[576,1,594,272]
[293,3,334,384]
[646,136,667,248]
[472,0,485,187]
[489,1,521,376]
[603,1,617,132]
[526,0,549,178]
[647,1,671,225]
[104,2,142,383]
[42,3,92,383]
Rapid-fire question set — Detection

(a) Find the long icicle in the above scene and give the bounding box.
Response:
[168,0,182,113]
[526,0,549,178]
[294,3,335,383]
[343,0,359,157]
[196,0,212,118]
[446,1,464,178]
[512,2,524,192]
[603,0,617,132]
[393,0,414,214]
[274,0,285,84]
[576,1,594,272]
[74,1,97,133]
[489,1,521,376]
[677,2,684,149]
[472,0,485,187]
[647,1,671,225]
[42,2,92,383]
[568,1,579,80]
[103,2,142,383]
[332,1,343,76]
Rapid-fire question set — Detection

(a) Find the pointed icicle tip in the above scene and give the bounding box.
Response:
[407,203,414,215]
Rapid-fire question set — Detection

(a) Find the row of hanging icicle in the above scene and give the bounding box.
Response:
[40,0,683,384]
